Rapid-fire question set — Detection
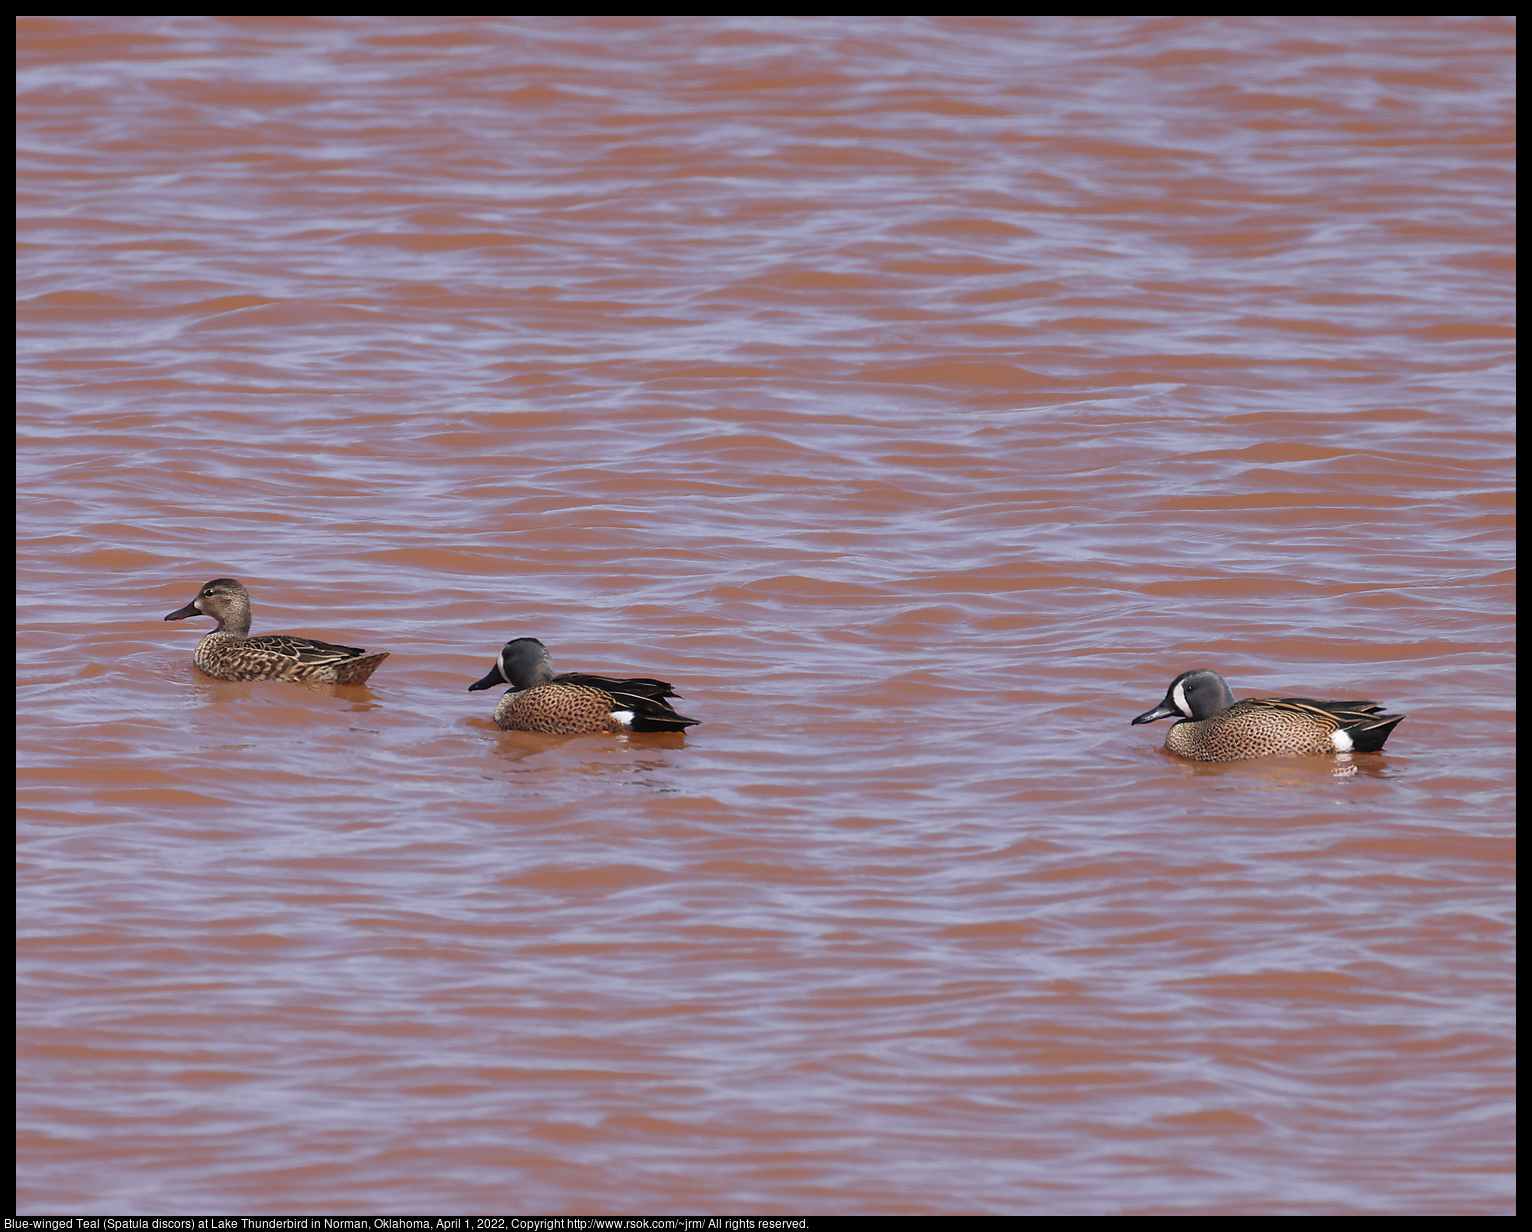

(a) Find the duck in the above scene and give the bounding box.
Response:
[163,577,389,685]
[1131,668,1404,761]
[468,637,700,734]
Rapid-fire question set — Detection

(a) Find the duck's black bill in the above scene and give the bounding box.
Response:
[1131,702,1177,725]
[467,666,503,693]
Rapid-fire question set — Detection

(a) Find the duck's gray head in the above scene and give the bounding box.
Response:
[164,577,250,631]
[468,637,555,693]
[1131,669,1236,725]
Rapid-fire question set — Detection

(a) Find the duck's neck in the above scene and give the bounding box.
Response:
[215,613,252,638]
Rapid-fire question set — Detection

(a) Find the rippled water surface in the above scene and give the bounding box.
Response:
[17,15,1514,1215]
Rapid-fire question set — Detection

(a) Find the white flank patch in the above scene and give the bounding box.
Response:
[1331,729,1354,752]
[1171,681,1189,717]
[611,710,635,728]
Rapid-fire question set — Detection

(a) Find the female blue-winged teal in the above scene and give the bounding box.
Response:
[163,578,389,685]
[1132,669,1405,761]
[468,637,700,734]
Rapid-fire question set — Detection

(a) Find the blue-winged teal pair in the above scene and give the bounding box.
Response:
[164,578,701,735]
[1132,669,1404,761]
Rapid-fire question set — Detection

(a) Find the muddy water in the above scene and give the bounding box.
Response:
[17,16,1513,1215]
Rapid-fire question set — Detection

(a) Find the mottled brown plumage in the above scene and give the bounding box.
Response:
[1132,669,1404,761]
[163,578,389,685]
[468,637,700,734]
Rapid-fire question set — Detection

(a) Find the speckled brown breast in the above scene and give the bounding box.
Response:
[494,684,627,734]
[1164,712,1331,760]
[1161,698,1398,762]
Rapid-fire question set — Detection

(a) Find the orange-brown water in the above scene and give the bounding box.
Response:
[16,16,1514,1216]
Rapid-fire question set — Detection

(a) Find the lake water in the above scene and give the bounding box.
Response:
[16,15,1514,1215]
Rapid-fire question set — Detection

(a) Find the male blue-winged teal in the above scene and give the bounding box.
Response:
[163,577,389,685]
[1131,669,1405,761]
[468,637,700,734]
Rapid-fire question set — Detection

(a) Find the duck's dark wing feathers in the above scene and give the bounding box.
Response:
[246,633,370,665]
[1261,697,1390,723]
[555,671,682,701]
[1274,696,1385,714]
